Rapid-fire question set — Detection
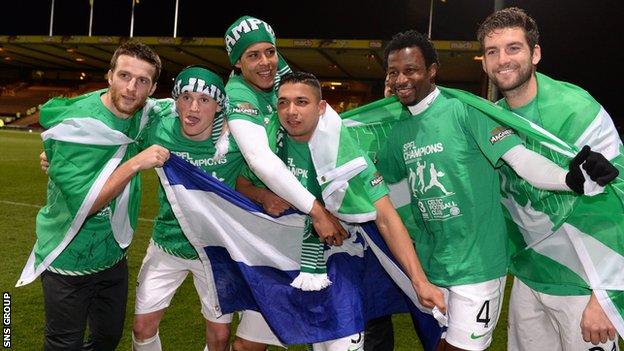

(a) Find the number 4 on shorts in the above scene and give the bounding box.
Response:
[476,300,490,328]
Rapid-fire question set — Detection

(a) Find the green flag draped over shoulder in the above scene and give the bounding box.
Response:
[339,83,624,335]
[310,104,378,222]
[341,96,417,240]
[16,91,159,286]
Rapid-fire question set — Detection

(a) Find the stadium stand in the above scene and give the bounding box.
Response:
[0,81,111,129]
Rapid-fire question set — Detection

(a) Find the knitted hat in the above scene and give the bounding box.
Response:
[171,66,227,110]
[224,15,276,65]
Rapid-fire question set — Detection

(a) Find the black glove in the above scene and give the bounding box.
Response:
[566,145,620,194]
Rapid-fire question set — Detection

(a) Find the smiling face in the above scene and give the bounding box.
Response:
[235,42,278,92]
[277,82,326,142]
[386,47,437,106]
[175,91,221,141]
[482,26,541,96]
[104,54,157,118]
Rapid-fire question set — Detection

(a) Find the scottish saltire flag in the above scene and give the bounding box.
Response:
[157,154,445,349]
[341,84,624,336]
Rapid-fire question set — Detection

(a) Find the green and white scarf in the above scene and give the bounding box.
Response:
[290,105,377,290]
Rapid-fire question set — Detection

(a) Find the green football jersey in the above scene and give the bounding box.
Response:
[279,137,388,204]
[377,90,521,286]
[225,74,281,187]
[225,74,280,147]
[37,90,145,274]
[141,105,245,259]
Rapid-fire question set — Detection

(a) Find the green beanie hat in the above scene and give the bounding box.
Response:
[224,15,276,65]
[171,66,227,110]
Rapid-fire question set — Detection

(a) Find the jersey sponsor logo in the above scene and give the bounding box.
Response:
[370,172,384,187]
[489,126,515,145]
[286,157,308,179]
[232,102,259,116]
[172,151,228,167]
[402,141,444,161]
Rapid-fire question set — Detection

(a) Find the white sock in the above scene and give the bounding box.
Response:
[132,331,162,351]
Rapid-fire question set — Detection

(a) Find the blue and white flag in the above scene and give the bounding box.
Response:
[157,154,445,349]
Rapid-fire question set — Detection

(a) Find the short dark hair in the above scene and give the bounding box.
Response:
[109,40,162,83]
[383,30,439,69]
[477,7,540,52]
[278,71,322,100]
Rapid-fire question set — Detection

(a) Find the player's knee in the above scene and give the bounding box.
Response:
[133,315,159,340]
[206,323,230,345]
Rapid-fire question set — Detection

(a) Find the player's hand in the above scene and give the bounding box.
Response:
[566,145,619,194]
[582,146,619,185]
[40,151,49,174]
[258,190,292,216]
[413,281,446,314]
[131,145,170,171]
[581,292,616,345]
[310,201,347,246]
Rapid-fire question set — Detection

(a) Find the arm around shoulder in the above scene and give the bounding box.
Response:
[88,145,170,215]
[228,118,316,213]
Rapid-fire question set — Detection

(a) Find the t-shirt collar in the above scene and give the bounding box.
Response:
[407,87,440,116]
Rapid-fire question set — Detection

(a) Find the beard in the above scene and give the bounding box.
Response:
[110,87,143,116]
[493,63,534,93]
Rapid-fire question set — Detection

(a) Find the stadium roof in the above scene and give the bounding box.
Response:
[0,35,484,84]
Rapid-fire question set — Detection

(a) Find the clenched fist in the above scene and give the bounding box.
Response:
[131,145,170,171]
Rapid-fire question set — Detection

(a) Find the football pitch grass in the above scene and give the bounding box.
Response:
[0,128,581,350]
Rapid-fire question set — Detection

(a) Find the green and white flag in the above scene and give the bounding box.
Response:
[310,105,378,222]
[341,97,416,240]
[339,81,624,335]
[16,91,156,286]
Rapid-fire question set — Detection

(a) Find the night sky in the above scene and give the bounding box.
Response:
[2,0,622,131]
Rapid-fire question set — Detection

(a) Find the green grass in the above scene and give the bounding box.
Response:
[0,128,501,350]
[1,128,616,350]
